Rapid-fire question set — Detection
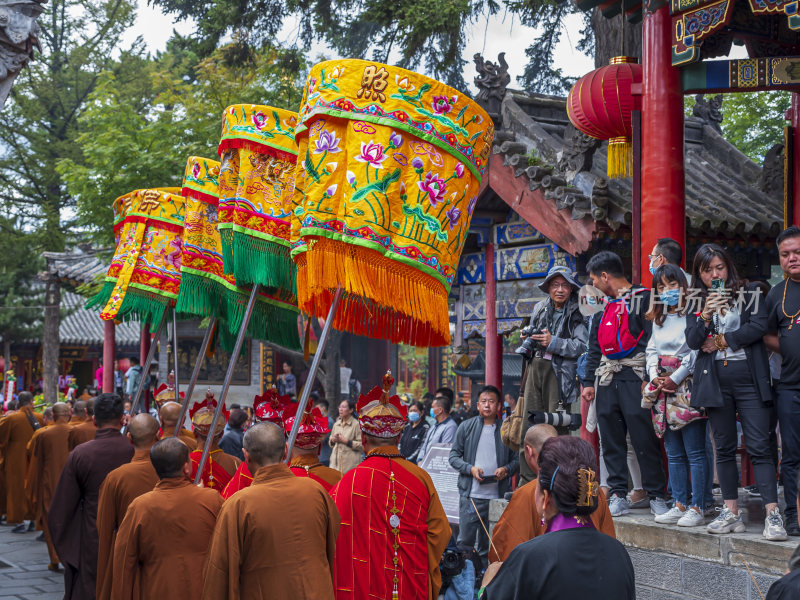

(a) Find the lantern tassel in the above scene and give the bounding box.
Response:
[607,137,632,179]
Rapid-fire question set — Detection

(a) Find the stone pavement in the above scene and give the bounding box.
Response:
[0,522,63,600]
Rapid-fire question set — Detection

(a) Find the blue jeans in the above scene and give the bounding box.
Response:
[663,419,708,509]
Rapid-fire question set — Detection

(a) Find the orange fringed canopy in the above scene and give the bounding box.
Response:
[292,59,494,347]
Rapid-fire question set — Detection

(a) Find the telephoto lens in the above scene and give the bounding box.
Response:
[528,410,582,431]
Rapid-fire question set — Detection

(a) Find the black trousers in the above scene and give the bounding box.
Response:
[706,360,777,506]
[777,388,800,516]
[596,373,666,498]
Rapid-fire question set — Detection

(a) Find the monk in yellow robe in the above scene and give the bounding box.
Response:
[158,401,196,450]
[331,372,450,600]
[203,422,340,599]
[490,424,616,563]
[25,402,72,569]
[111,437,223,600]
[0,391,44,530]
[96,414,160,600]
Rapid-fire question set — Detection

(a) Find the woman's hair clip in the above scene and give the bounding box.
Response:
[577,467,598,507]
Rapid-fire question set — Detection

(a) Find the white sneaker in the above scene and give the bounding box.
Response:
[650,497,669,516]
[764,508,788,541]
[654,506,685,524]
[707,506,745,534]
[608,494,630,517]
[677,507,704,527]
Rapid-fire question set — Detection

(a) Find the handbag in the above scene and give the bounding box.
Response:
[501,360,529,452]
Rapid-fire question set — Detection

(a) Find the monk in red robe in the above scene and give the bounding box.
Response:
[490,424,616,563]
[158,401,196,450]
[96,414,160,600]
[332,372,450,600]
[0,391,44,531]
[221,387,290,499]
[189,393,240,491]
[285,404,342,493]
[112,437,223,599]
[25,402,72,569]
[203,421,339,599]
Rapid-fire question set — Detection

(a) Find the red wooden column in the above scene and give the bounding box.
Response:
[140,324,151,410]
[102,320,115,393]
[485,242,502,388]
[792,93,800,226]
[641,6,685,282]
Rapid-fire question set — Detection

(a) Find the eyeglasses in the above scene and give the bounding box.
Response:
[648,253,662,261]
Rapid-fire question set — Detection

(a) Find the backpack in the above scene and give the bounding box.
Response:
[597,289,645,359]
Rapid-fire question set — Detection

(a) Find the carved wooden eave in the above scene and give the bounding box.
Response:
[0,0,45,109]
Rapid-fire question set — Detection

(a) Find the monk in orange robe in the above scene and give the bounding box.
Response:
[189,393,240,491]
[112,437,223,599]
[25,402,72,569]
[158,401,196,450]
[490,424,616,563]
[285,404,342,493]
[69,401,88,425]
[332,372,450,600]
[0,391,44,530]
[68,399,96,450]
[96,414,160,600]
[202,422,340,599]
[220,388,290,499]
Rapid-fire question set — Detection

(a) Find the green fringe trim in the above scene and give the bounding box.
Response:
[231,233,297,298]
[175,271,225,320]
[114,290,170,328]
[219,226,235,276]
[84,280,115,311]
[225,289,301,350]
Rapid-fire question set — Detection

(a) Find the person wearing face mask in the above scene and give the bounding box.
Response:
[686,243,784,541]
[419,391,458,463]
[643,265,704,527]
[648,238,692,282]
[398,401,430,463]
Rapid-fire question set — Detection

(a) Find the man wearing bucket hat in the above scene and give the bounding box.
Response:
[518,265,588,484]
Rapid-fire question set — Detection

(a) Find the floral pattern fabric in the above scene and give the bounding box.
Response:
[292,59,494,347]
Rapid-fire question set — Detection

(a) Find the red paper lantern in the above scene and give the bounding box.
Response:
[567,56,642,179]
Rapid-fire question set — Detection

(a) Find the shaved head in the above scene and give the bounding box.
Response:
[524,424,558,454]
[243,422,285,469]
[52,402,71,421]
[159,401,182,428]
[150,438,190,479]
[73,401,87,418]
[128,414,160,449]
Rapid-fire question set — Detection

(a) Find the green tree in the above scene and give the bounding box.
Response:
[58,43,308,245]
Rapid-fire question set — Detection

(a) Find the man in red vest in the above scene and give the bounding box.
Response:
[331,372,450,600]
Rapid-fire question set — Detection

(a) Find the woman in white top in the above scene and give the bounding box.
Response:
[644,265,704,527]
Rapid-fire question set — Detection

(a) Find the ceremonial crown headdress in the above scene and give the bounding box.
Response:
[253,387,292,428]
[357,371,407,438]
[189,390,229,440]
[284,404,330,449]
[153,370,184,409]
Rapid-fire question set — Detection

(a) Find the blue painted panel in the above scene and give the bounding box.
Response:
[457,252,486,285]
[495,221,543,246]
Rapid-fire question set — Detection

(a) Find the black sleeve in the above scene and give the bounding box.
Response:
[765,284,781,335]
[685,312,711,350]
[726,285,769,352]
[581,313,601,388]
[628,289,652,339]
[483,544,542,600]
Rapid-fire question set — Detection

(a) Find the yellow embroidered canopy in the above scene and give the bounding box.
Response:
[217,104,299,299]
[87,188,185,325]
[292,59,494,347]
[177,156,301,350]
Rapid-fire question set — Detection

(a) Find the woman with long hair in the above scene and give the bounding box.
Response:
[644,264,705,527]
[480,436,635,599]
[685,243,784,540]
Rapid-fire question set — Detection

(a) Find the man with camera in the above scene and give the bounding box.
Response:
[517,265,588,484]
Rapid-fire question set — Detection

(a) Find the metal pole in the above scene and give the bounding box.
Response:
[194,285,259,485]
[173,317,216,438]
[123,309,169,434]
[285,287,343,463]
[171,308,180,417]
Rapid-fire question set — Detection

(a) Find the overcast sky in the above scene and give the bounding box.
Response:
[123,0,595,91]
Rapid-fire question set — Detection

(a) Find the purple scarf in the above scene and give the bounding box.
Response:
[545,512,596,534]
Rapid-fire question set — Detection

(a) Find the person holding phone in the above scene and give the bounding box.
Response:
[685,243,785,541]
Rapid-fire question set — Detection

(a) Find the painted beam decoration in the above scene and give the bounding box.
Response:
[457,243,575,286]
[671,0,734,66]
[292,59,494,347]
[682,56,800,92]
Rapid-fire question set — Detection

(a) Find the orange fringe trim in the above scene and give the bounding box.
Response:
[296,237,451,347]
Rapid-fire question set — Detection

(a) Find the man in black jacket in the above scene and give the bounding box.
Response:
[580,251,666,517]
[449,385,519,567]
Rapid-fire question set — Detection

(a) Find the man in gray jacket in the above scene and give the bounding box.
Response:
[519,265,588,484]
[449,386,519,567]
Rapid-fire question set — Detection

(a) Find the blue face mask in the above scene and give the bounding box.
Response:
[408,411,420,423]
[660,288,680,307]
[649,258,659,277]
[430,408,436,418]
